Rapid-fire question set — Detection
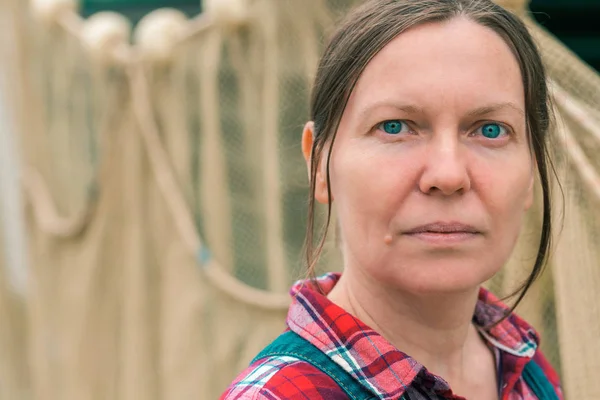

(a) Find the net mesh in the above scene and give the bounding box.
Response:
[0,0,598,398]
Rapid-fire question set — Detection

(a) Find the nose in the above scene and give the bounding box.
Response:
[418,134,471,196]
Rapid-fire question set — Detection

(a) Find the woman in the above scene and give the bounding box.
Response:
[222,0,562,398]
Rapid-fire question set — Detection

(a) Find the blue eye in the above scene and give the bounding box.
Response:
[379,120,409,135]
[479,123,507,139]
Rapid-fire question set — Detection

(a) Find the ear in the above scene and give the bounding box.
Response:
[302,121,332,204]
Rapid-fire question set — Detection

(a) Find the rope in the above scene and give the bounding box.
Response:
[21,12,95,238]
[22,168,94,238]
[22,7,291,308]
[550,81,600,206]
[526,19,600,110]
[197,29,235,276]
[126,60,290,310]
[258,0,287,293]
[22,10,131,238]
[177,13,214,45]
[552,82,600,145]
[56,10,84,38]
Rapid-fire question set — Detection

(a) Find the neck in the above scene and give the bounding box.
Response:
[327,268,486,385]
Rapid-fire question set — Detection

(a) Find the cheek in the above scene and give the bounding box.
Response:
[330,147,384,223]
[475,154,533,237]
[330,142,412,210]
[329,141,421,244]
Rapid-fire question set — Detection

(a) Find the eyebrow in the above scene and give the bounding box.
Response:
[357,101,425,122]
[467,102,525,117]
[358,101,524,121]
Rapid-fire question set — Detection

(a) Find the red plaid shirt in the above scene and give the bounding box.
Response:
[221,273,562,400]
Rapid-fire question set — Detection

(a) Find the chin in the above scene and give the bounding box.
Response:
[378,258,501,295]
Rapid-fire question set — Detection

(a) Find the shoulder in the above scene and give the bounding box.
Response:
[220,355,347,400]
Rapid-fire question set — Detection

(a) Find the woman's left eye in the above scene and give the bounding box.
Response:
[476,123,508,139]
[378,120,410,135]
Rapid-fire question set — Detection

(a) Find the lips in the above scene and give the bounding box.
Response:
[404,222,480,235]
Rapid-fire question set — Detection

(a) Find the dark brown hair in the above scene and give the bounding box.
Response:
[303,0,553,316]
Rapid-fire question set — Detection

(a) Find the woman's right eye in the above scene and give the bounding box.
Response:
[377,120,410,135]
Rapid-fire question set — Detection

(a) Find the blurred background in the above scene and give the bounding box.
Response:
[0,0,599,399]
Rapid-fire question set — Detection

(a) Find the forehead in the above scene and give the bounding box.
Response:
[347,17,524,115]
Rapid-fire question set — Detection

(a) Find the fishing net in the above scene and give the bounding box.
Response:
[0,0,598,398]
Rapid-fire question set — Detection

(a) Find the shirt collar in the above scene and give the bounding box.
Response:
[285,272,539,399]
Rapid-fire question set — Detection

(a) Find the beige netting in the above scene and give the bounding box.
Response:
[0,0,598,398]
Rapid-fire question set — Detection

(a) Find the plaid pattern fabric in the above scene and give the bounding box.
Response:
[221,273,563,400]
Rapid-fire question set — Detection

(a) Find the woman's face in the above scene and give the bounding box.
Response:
[307,17,534,294]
